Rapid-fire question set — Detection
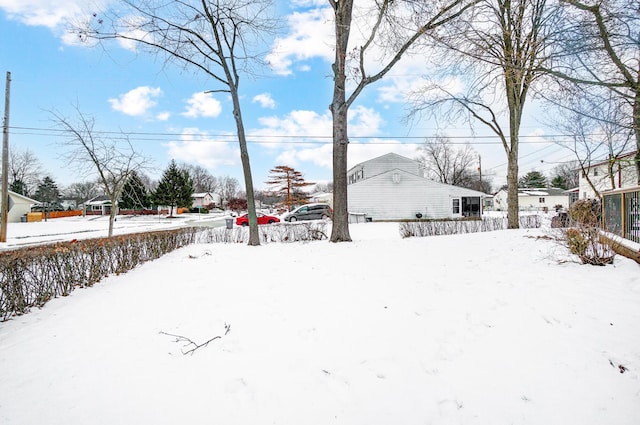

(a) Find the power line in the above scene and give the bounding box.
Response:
[7,125,607,145]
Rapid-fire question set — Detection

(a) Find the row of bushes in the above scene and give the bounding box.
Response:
[196,221,329,244]
[0,227,198,321]
[399,215,542,238]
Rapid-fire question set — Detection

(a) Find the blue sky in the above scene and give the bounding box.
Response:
[0,0,573,192]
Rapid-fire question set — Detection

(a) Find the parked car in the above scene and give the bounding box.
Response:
[235,212,280,226]
[284,203,332,222]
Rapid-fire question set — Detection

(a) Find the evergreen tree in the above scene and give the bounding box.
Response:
[551,175,568,190]
[152,160,194,216]
[518,171,547,188]
[9,179,28,196]
[34,176,61,205]
[265,165,314,211]
[120,171,149,210]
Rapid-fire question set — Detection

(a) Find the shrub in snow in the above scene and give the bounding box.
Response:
[0,228,198,321]
[399,215,541,238]
[560,200,615,266]
[196,221,328,244]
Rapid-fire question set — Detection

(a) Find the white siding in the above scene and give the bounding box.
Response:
[348,169,484,220]
[348,153,423,185]
[578,161,637,200]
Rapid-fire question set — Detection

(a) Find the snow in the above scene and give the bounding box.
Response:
[1,216,639,424]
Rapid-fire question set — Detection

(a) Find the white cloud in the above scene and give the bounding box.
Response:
[0,0,84,28]
[254,105,390,170]
[164,128,239,169]
[252,93,276,109]
[108,86,162,116]
[156,111,171,121]
[266,7,334,76]
[182,92,223,119]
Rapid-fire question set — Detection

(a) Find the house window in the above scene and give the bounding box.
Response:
[593,168,599,176]
[539,197,545,203]
[452,198,460,214]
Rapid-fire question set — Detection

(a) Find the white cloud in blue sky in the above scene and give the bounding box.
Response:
[252,93,276,109]
[182,92,223,119]
[108,86,162,117]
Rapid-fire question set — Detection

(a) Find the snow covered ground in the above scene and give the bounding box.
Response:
[0,217,639,424]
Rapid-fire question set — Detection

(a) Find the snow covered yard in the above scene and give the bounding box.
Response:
[0,222,639,424]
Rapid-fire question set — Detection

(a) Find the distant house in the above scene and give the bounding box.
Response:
[309,192,333,206]
[192,192,220,208]
[493,187,570,212]
[578,151,638,200]
[347,153,486,221]
[0,191,38,223]
[84,195,112,215]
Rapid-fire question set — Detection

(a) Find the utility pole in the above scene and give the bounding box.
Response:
[1,71,10,243]
[478,154,482,185]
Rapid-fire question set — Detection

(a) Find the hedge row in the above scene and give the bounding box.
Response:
[0,227,198,321]
[399,215,541,238]
[196,221,329,244]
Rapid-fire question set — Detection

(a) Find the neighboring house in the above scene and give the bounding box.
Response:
[84,195,112,215]
[0,191,38,223]
[192,192,220,208]
[493,187,569,212]
[309,192,333,207]
[347,153,486,220]
[578,151,639,200]
[348,152,425,185]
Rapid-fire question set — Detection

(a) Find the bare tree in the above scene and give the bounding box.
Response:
[409,0,558,228]
[547,90,634,197]
[182,164,219,193]
[217,175,240,208]
[328,0,477,242]
[65,180,101,208]
[78,0,277,245]
[417,134,479,187]
[550,161,579,189]
[51,107,150,237]
[546,0,640,182]
[8,148,43,196]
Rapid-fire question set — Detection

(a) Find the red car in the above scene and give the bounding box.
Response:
[235,212,280,226]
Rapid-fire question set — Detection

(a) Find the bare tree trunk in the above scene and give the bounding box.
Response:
[231,91,260,246]
[635,92,640,184]
[329,0,353,243]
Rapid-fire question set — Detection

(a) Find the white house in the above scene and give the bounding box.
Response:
[578,151,638,200]
[191,192,220,208]
[493,187,570,212]
[84,195,112,215]
[347,153,486,220]
[0,191,38,223]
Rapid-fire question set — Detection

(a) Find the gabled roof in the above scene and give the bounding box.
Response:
[347,152,420,173]
[192,192,213,198]
[581,151,637,169]
[84,195,111,205]
[350,168,488,197]
[8,190,38,204]
[517,187,568,197]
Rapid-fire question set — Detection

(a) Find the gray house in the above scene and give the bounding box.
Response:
[348,153,486,220]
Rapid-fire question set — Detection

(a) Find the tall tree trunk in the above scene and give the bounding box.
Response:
[634,91,640,184]
[329,0,353,243]
[231,91,260,246]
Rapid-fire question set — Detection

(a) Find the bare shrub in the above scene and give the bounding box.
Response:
[400,215,541,238]
[0,228,197,321]
[196,222,328,244]
[559,200,615,266]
